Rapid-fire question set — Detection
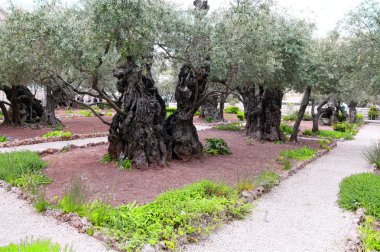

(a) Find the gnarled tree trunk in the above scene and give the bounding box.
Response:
[39,85,62,127]
[290,85,311,142]
[201,96,220,121]
[239,84,284,142]
[166,65,207,161]
[108,62,168,169]
[0,101,11,125]
[348,101,357,124]
[311,97,330,132]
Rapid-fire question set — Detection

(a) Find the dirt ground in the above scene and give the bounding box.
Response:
[43,129,320,206]
[286,120,332,132]
[0,117,111,141]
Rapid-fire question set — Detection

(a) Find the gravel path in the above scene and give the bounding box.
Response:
[185,124,380,252]
[0,187,113,251]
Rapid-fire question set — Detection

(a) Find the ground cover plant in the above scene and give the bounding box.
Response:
[0,135,8,142]
[224,106,240,114]
[363,142,380,169]
[338,173,380,218]
[280,147,316,161]
[237,111,245,121]
[213,122,243,131]
[332,121,358,135]
[42,130,72,139]
[0,239,72,252]
[79,110,93,117]
[360,216,380,251]
[236,171,280,192]
[0,151,47,186]
[280,124,293,135]
[205,138,232,155]
[57,180,251,251]
[316,130,354,140]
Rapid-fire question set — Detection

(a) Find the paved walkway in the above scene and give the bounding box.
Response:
[185,124,380,252]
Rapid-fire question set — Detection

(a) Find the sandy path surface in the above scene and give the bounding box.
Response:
[185,124,380,252]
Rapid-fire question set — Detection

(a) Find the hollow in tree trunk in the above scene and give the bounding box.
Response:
[239,85,285,142]
[290,86,311,142]
[108,61,168,169]
[348,101,357,124]
[166,65,207,161]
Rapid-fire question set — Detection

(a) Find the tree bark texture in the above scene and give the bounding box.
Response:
[166,65,207,161]
[239,85,285,142]
[290,86,311,142]
[108,62,168,169]
[39,85,62,127]
[311,97,330,132]
[0,101,11,125]
[201,96,220,121]
[348,101,357,124]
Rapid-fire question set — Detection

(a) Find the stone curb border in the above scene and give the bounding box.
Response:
[0,140,338,252]
[345,209,365,252]
[0,132,108,148]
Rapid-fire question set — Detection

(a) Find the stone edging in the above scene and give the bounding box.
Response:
[345,208,365,252]
[0,132,108,148]
[39,141,108,156]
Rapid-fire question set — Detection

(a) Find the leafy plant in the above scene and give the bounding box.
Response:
[0,239,72,252]
[42,130,72,139]
[338,173,380,218]
[101,153,112,164]
[79,110,93,117]
[0,135,8,143]
[317,130,354,140]
[252,171,280,190]
[205,138,232,155]
[224,106,240,114]
[14,172,53,188]
[0,151,47,185]
[106,111,113,117]
[59,177,89,214]
[34,196,50,213]
[282,158,292,170]
[280,124,293,135]
[356,113,364,125]
[283,113,297,121]
[302,129,313,136]
[206,116,214,123]
[318,139,332,151]
[237,111,245,121]
[280,147,316,161]
[368,106,379,120]
[121,159,132,170]
[303,112,312,121]
[360,216,380,251]
[213,122,243,131]
[332,121,358,135]
[363,142,380,169]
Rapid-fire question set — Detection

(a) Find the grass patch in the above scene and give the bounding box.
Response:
[360,216,380,251]
[280,124,293,135]
[280,147,316,161]
[338,173,380,218]
[42,130,72,139]
[59,180,251,251]
[317,130,354,140]
[0,239,72,252]
[213,122,243,131]
[363,142,380,169]
[0,151,47,186]
[236,171,280,192]
[0,135,8,143]
[205,138,232,155]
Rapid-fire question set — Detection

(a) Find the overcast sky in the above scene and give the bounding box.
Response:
[0,0,377,37]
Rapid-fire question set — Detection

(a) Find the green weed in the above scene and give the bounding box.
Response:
[280,124,293,135]
[0,135,8,143]
[224,106,240,114]
[42,130,72,139]
[280,147,316,161]
[363,142,380,169]
[0,239,72,252]
[213,122,243,131]
[360,216,380,251]
[205,138,232,155]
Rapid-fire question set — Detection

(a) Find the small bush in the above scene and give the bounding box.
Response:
[283,113,297,121]
[205,138,232,155]
[281,147,316,161]
[363,142,380,169]
[368,106,379,120]
[303,112,312,121]
[360,216,380,251]
[59,177,89,214]
[43,130,72,139]
[0,135,8,143]
[224,106,240,114]
[0,239,71,252]
[121,159,132,170]
[302,129,313,136]
[213,122,243,131]
[332,121,358,135]
[0,151,47,185]
[356,113,364,124]
[237,111,245,121]
[338,173,380,218]
[34,196,50,213]
[280,124,293,135]
[79,110,93,117]
[206,117,214,123]
[106,111,113,117]
[253,171,280,190]
[317,130,354,140]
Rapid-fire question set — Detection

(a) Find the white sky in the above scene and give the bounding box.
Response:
[0,0,378,37]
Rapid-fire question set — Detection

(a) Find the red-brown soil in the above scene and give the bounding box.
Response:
[285,121,332,132]
[43,130,320,206]
[0,117,111,141]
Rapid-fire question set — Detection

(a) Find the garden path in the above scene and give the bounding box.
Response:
[185,124,380,252]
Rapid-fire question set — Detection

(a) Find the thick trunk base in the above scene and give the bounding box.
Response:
[201,96,220,121]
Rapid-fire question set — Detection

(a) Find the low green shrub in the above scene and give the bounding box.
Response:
[121,159,132,170]
[106,111,113,117]
[338,173,380,218]
[0,239,71,252]
[34,196,50,213]
[205,138,232,155]
[224,106,240,114]
[280,124,293,135]
[280,147,316,161]
[213,122,243,131]
[63,180,251,251]
[79,110,93,117]
[360,216,380,251]
[302,129,313,136]
[363,142,380,169]
[59,177,89,214]
[318,139,332,151]
[368,106,379,120]
[42,130,72,139]
[317,130,354,140]
[237,111,245,121]
[303,112,312,121]
[101,153,112,164]
[283,113,297,121]
[332,121,358,135]
[0,135,8,143]
[0,151,47,185]
[356,113,364,124]
[14,172,52,188]
[236,171,280,192]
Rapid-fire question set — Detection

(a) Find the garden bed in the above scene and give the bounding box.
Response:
[42,129,321,206]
